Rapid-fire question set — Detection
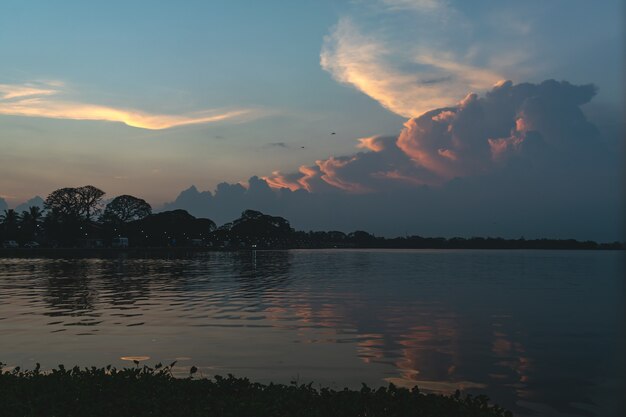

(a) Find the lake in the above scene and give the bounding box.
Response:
[0,249,623,416]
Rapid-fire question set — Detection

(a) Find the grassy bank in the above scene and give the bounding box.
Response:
[0,363,512,417]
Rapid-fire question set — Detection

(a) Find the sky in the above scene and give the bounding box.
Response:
[1,0,624,240]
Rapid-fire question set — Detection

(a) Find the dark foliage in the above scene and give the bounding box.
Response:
[1,185,623,250]
[0,363,512,417]
[290,230,624,250]
[0,209,19,240]
[44,186,105,221]
[211,209,294,248]
[101,195,152,224]
[125,209,216,247]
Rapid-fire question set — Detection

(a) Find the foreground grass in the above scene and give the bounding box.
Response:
[0,362,512,417]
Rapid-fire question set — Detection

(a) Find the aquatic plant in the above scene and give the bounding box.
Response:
[0,362,512,417]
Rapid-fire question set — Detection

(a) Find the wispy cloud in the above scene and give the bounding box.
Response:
[264,170,302,191]
[320,18,503,118]
[379,0,447,14]
[267,142,289,148]
[0,81,259,130]
[0,83,58,100]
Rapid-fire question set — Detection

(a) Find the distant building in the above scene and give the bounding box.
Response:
[78,239,104,249]
[112,237,129,248]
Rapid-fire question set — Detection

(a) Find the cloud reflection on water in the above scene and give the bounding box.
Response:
[0,250,623,417]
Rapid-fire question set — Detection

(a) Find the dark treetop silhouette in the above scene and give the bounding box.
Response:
[0,185,623,251]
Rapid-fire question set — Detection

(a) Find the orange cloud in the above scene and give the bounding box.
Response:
[297,165,319,192]
[0,83,58,99]
[431,110,456,122]
[437,148,457,161]
[397,118,451,178]
[0,82,258,130]
[263,171,302,192]
[316,157,372,193]
[263,165,322,192]
[320,18,504,118]
[357,136,387,152]
[487,138,510,160]
[266,80,602,196]
[396,92,497,180]
[371,170,425,185]
[265,133,437,193]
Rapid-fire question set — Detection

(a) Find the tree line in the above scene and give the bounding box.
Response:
[0,185,206,247]
[0,185,623,250]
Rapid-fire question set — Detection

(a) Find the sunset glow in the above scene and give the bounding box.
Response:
[0,82,256,130]
[0,0,622,241]
[0,3,622,417]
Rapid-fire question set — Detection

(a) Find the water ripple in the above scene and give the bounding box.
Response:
[0,250,623,417]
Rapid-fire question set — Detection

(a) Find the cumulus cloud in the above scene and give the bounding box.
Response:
[162,79,621,242]
[265,80,605,192]
[0,81,259,130]
[264,135,435,194]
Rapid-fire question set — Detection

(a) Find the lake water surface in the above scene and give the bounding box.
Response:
[0,250,623,416]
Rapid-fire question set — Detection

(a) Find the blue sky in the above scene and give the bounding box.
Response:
[0,0,624,239]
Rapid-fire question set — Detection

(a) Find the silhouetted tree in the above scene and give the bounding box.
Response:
[212,209,294,248]
[44,188,81,218]
[129,210,216,247]
[42,186,104,245]
[348,230,378,247]
[19,206,43,240]
[0,209,18,224]
[75,185,105,220]
[0,209,19,240]
[102,195,152,223]
[42,207,64,245]
[44,186,105,221]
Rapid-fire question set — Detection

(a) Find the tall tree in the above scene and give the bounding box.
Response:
[0,209,18,225]
[0,209,19,239]
[75,185,105,221]
[44,186,105,221]
[20,206,44,240]
[44,188,81,218]
[42,207,65,243]
[43,186,104,244]
[102,195,152,223]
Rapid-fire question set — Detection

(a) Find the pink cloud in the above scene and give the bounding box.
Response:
[266,80,603,195]
[297,166,321,192]
[263,171,302,192]
[316,157,372,193]
[357,136,387,152]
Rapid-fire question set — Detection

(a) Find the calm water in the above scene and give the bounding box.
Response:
[0,250,623,416]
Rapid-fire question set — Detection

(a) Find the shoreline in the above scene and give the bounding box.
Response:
[0,245,623,259]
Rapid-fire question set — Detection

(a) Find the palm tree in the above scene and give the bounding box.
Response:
[20,206,43,239]
[1,209,19,239]
[0,209,18,225]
